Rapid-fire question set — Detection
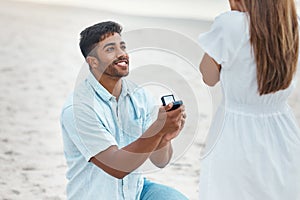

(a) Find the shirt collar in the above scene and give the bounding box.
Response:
[87,72,130,102]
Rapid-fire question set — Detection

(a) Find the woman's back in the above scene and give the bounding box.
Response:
[211,11,296,107]
[198,10,300,200]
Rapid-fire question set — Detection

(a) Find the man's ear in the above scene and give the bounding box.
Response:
[86,56,99,69]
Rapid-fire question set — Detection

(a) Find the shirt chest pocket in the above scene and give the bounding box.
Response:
[120,116,144,143]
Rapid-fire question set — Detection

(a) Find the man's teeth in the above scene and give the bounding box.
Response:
[116,61,127,66]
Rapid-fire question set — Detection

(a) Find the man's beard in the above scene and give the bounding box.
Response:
[104,64,129,78]
[103,55,129,78]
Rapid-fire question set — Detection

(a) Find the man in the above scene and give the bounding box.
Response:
[60,21,188,200]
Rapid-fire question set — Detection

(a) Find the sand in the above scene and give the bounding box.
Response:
[0,0,299,200]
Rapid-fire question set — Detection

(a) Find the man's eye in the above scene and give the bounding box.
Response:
[106,47,114,52]
[121,46,126,50]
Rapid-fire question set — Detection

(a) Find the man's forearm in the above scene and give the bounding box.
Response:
[91,104,183,179]
[92,121,165,179]
[149,140,173,168]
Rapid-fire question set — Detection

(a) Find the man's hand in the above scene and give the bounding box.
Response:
[149,103,186,168]
[154,103,186,141]
[163,104,186,141]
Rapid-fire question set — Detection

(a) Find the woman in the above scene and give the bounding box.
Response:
[198,0,300,199]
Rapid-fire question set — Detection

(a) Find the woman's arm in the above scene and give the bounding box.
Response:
[199,53,221,86]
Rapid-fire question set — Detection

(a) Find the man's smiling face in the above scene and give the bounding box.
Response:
[92,33,129,79]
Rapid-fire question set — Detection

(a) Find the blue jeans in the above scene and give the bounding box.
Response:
[140,178,189,200]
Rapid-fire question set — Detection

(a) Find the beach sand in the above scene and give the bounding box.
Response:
[0,1,299,200]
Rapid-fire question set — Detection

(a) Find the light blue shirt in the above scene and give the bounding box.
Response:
[60,72,156,200]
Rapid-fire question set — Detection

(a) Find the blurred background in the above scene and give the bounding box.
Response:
[12,0,230,20]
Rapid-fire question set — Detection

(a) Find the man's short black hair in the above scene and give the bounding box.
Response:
[79,21,123,58]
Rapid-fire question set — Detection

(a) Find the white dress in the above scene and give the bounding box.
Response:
[198,11,300,200]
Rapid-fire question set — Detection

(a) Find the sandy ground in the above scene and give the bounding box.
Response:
[0,1,299,200]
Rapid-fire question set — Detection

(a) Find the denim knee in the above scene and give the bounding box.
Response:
[140,178,188,200]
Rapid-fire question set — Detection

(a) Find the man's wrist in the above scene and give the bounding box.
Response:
[156,139,171,150]
[150,120,167,138]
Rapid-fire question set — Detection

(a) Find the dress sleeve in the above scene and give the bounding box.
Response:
[198,11,246,67]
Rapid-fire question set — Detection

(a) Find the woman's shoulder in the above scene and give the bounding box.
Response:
[213,11,248,37]
[215,10,246,22]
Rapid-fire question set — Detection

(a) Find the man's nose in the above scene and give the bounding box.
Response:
[116,47,127,58]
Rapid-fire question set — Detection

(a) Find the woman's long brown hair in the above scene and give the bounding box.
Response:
[242,0,299,95]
